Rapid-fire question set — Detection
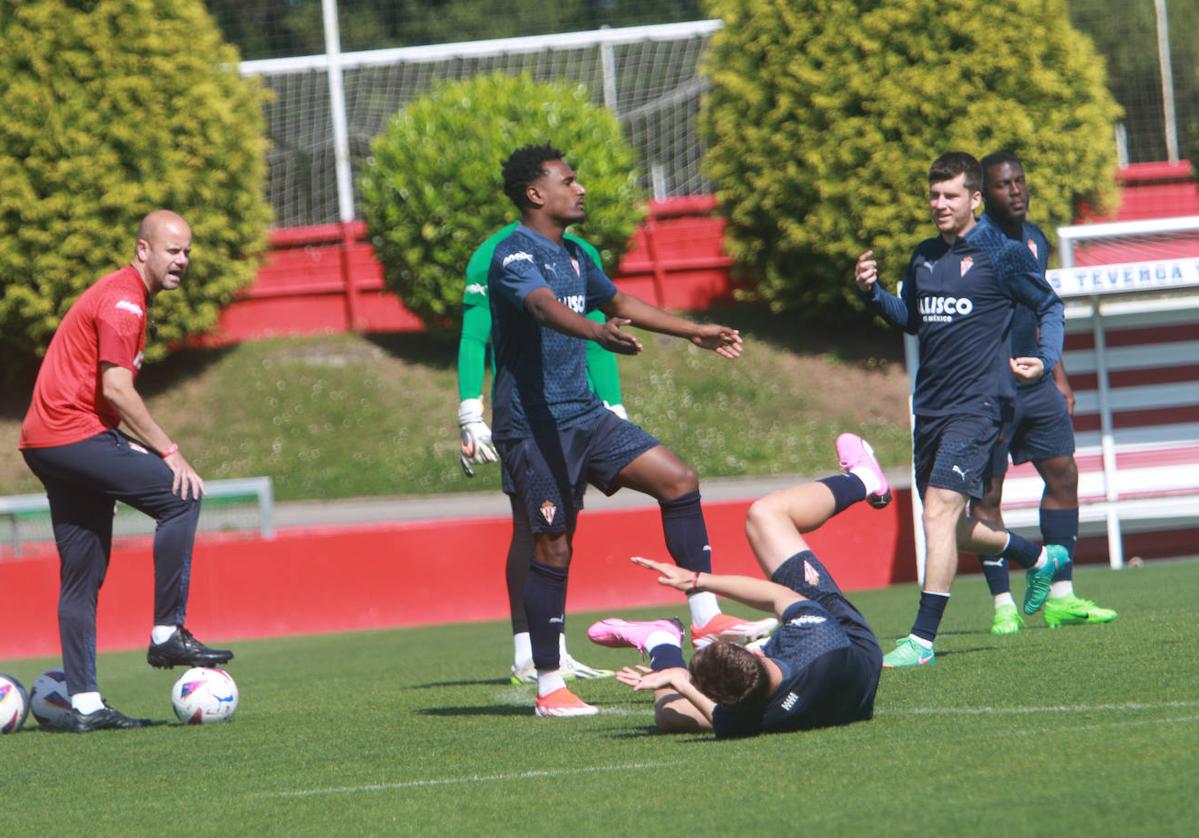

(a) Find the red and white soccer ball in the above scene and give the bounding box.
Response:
[171,667,238,724]
[0,673,30,734]
[30,669,74,730]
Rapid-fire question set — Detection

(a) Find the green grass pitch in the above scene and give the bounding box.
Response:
[4,560,1197,836]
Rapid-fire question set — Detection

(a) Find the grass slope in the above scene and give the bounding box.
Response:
[0,308,910,500]
[3,560,1197,835]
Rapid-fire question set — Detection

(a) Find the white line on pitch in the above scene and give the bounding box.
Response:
[1004,713,1199,737]
[277,762,679,798]
[879,700,1199,716]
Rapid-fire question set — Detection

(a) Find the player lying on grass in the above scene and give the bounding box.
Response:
[588,434,888,736]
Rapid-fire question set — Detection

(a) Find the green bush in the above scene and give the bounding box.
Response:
[701,0,1122,317]
[0,0,271,369]
[359,72,645,327]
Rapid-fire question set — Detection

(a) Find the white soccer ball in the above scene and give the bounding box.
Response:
[0,673,30,734]
[30,669,74,731]
[171,667,238,724]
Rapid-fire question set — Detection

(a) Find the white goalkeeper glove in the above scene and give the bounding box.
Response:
[604,401,629,420]
[458,397,499,477]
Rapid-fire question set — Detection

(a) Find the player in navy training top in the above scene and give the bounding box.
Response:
[854,152,1070,668]
[587,435,888,738]
[488,143,776,717]
[972,152,1118,633]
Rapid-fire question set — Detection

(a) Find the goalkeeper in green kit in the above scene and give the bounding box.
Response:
[457,221,624,683]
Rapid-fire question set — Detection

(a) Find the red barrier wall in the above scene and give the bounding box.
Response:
[0,491,914,662]
[4,484,1189,662]
[203,197,733,345]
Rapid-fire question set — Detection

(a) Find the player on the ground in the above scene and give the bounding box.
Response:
[973,151,1117,633]
[854,152,1069,668]
[458,222,620,683]
[489,143,776,717]
[19,210,233,733]
[588,433,887,736]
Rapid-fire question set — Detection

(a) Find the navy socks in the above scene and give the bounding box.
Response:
[1041,507,1079,583]
[524,560,567,670]
[659,490,712,573]
[911,591,950,643]
[817,473,868,516]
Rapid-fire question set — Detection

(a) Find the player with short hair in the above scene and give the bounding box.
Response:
[588,434,887,736]
[974,151,1117,633]
[490,143,776,716]
[20,210,233,733]
[458,221,621,683]
[854,151,1069,668]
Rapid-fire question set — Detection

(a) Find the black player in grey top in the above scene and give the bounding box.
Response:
[485,143,767,715]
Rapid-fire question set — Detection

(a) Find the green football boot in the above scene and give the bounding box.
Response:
[882,637,936,668]
[1023,544,1070,615]
[991,603,1025,635]
[1043,595,1118,628]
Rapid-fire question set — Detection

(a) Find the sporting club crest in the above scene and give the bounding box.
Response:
[1027,239,1038,260]
[539,499,557,525]
[804,560,821,586]
[959,256,974,277]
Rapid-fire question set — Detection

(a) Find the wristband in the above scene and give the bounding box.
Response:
[160,443,179,459]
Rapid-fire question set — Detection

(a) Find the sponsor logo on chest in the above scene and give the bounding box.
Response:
[918,294,974,322]
[558,293,586,314]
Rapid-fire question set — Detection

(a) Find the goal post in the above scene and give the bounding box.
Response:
[238,20,723,228]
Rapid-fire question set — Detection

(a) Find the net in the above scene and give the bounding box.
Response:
[241,21,720,227]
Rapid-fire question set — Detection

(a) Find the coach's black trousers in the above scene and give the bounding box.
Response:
[23,430,202,695]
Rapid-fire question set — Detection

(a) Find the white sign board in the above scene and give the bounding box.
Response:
[1047,257,1199,298]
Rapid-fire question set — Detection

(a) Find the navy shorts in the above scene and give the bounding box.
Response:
[496,408,659,534]
[913,412,1001,500]
[989,378,1076,478]
[767,551,882,665]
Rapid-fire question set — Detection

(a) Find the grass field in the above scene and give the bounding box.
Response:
[4,560,1197,835]
[0,307,911,501]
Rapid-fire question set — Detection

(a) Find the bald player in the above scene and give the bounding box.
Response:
[21,210,234,733]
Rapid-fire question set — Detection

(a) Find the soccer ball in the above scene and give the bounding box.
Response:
[171,667,238,724]
[30,669,74,730]
[0,673,30,734]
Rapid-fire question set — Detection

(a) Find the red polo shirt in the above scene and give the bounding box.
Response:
[20,266,149,449]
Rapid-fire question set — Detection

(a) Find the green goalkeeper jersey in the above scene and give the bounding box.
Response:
[457,222,624,407]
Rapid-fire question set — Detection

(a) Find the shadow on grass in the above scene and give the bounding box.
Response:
[410,677,515,689]
[418,705,533,717]
[696,302,904,364]
[134,344,238,399]
[364,330,458,371]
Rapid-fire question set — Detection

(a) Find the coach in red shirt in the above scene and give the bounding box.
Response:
[20,210,234,733]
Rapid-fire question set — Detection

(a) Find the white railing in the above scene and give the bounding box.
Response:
[0,476,275,558]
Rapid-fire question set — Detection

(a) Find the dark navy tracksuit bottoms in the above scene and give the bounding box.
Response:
[22,430,201,695]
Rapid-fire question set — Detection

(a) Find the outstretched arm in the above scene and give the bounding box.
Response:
[523,287,644,355]
[631,556,803,617]
[601,291,743,360]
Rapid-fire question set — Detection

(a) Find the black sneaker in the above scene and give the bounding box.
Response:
[147,627,234,669]
[72,703,153,733]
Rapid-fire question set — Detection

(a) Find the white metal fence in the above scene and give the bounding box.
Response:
[234,2,1197,231]
[239,18,719,228]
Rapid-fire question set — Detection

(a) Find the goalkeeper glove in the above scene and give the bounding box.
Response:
[604,401,629,420]
[458,397,499,477]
